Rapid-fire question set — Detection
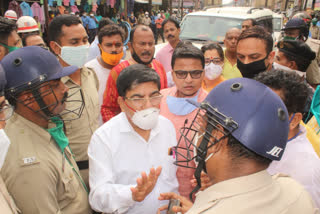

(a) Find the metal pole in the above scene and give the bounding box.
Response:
[43,0,49,35]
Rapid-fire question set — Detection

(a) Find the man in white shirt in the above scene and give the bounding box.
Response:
[85,24,125,125]
[88,64,179,213]
[255,70,320,209]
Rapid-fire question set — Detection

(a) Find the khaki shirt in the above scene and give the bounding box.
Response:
[61,67,99,187]
[0,176,20,214]
[1,113,92,214]
[187,170,318,214]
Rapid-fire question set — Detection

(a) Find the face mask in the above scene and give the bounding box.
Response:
[166,91,199,115]
[47,117,69,153]
[0,43,20,53]
[57,43,89,67]
[90,14,94,17]
[237,55,269,79]
[131,107,160,130]
[283,36,298,40]
[273,62,306,77]
[0,129,10,170]
[131,46,153,65]
[99,45,123,66]
[204,63,222,80]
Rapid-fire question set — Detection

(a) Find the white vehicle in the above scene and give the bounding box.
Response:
[155,7,283,54]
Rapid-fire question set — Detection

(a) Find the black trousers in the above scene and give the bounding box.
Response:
[155,28,165,44]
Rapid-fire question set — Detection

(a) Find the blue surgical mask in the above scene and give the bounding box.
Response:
[56,43,89,67]
[167,91,199,116]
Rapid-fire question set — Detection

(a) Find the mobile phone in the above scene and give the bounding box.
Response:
[167,199,180,214]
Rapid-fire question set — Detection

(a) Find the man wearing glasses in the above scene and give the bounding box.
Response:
[88,64,178,214]
[160,43,207,198]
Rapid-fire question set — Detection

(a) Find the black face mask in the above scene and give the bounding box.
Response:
[131,46,154,65]
[237,55,269,79]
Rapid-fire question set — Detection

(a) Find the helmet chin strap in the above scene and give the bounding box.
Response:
[189,121,214,201]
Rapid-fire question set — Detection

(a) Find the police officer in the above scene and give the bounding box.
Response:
[281,18,320,89]
[158,78,318,213]
[0,65,19,213]
[0,46,92,213]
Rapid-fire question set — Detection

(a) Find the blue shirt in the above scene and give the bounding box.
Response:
[88,17,97,29]
[81,16,90,28]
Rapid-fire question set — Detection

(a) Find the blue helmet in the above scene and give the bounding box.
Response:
[0,46,83,120]
[173,78,289,200]
[0,65,7,97]
[282,18,309,40]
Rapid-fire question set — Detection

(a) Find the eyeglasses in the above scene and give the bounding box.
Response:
[205,58,223,65]
[174,70,203,79]
[125,94,163,108]
[0,102,14,121]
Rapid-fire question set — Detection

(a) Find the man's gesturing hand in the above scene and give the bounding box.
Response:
[131,166,162,202]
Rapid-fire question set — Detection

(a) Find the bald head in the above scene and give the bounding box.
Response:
[130,24,153,42]
[224,28,241,53]
[225,28,241,37]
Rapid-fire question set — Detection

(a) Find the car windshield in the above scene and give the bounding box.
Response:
[180,15,243,42]
[273,18,282,32]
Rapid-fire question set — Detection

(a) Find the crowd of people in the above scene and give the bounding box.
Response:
[0,7,319,214]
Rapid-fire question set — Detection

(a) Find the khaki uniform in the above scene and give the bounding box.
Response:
[0,176,20,214]
[187,170,318,214]
[61,67,99,187]
[1,113,92,213]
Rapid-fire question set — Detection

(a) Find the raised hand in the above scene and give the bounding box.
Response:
[131,166,162,202]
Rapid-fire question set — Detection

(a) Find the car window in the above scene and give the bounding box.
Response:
[180,15,242,43]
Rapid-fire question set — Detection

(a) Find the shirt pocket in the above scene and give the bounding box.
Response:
[61,168,80,202]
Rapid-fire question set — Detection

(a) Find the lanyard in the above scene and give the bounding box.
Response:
[62,146,89,194]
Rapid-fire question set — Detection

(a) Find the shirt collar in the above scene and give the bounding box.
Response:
[61,67,89,84]
[10,113,53,144]
[193,170,272,212]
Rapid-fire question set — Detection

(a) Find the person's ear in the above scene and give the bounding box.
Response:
[128,41,133,53]
[118,96,125,112]
[49,41,61,56]
[288,61,298,70]
[207,124,226,155]
[267,50,275,64]
[289,113,302,131]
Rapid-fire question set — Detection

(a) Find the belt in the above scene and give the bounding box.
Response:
[76,160,89,170]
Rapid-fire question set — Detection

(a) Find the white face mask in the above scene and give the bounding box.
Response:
[273,62,306,77]
[0,129,10,170]
[193,132,213,166]
[57,43,90,68]
[204,63,223,80]
[131,107,160,130]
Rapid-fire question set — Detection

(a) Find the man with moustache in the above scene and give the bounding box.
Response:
[101,25,167,123]
[0,46,91,213]
[222,28,242,79]
[156,18,181,87]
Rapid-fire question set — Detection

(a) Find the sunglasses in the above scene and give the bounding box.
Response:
[174,70,203,79]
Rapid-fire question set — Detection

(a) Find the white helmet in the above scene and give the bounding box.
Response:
[16,16,39,33]
[4,10,18,21]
